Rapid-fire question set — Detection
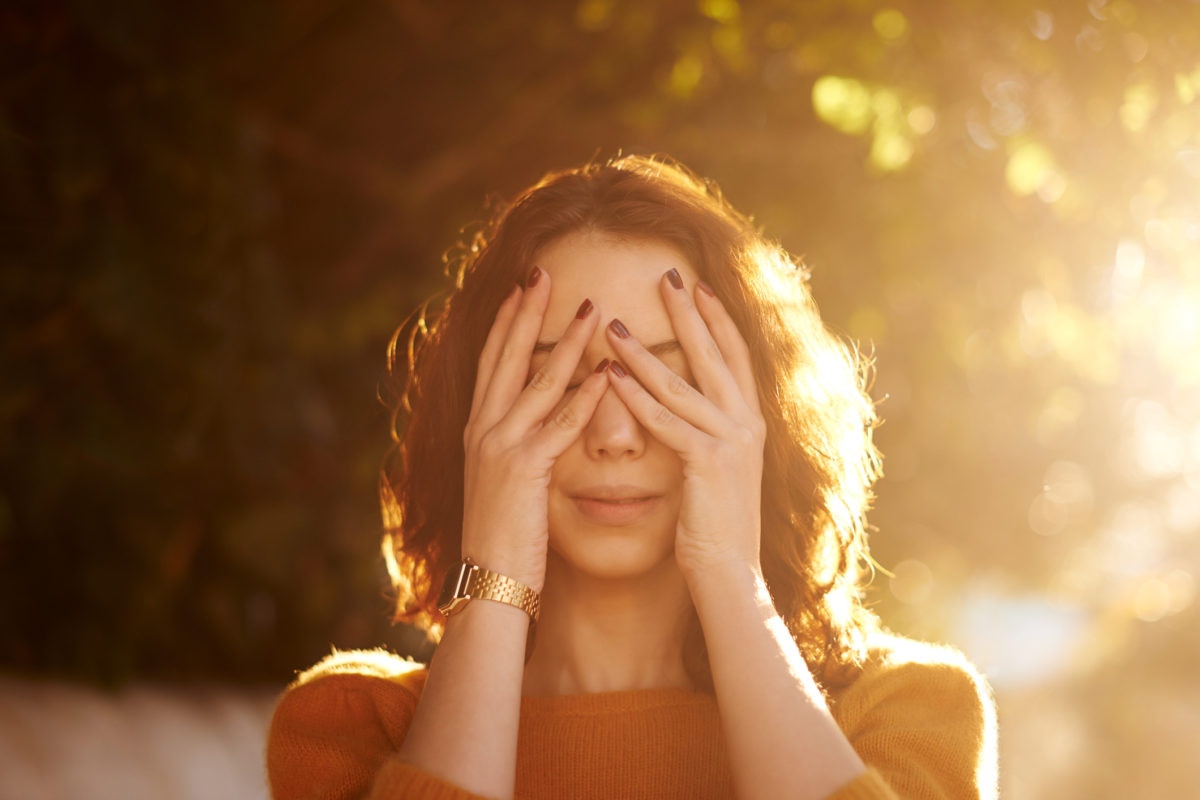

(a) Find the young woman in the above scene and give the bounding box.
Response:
[267,155,997,800]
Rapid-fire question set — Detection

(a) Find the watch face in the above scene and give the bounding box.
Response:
[437,562,472,615]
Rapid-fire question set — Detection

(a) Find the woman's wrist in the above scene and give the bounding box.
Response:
[459,534,547,594]
[460,558,545,595]
[680,555,771,619]
[440,557,542,623]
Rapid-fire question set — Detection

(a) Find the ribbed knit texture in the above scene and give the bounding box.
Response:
[266,635,997,800]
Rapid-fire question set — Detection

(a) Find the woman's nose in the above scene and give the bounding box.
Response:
[584,379,645,459]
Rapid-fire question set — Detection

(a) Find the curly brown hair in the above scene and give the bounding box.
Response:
[381,155,882,689]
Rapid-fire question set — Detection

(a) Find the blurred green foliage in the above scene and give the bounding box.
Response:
[3,0,1198,732]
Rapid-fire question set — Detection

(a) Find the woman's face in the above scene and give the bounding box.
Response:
[530,230,701,581]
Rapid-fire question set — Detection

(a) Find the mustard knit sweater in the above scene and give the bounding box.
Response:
[267,634,997,800]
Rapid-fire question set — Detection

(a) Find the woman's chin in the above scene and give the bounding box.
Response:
[546,529,676,583]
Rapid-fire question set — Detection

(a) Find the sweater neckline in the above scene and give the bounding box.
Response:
[520,686,715,716]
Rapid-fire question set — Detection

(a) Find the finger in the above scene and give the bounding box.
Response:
[605,316,729,437]
[692,280,763,417]
[657,270,747,415]
[475,266,552,428]
[604,360,711,456]
[469,283,523,423]
[527,360,610,455]
[503,297,601,433]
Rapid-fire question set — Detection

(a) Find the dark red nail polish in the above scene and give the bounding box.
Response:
[608,361,627,378]
[608,318,630,339]
[575,298,593,319]
[594,358,611,373]
[526,266,542,287]
[697,280,715,297]
[666,268,684,290]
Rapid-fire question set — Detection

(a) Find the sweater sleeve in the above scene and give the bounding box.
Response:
[265,650,487,800]
[828,638,999,800]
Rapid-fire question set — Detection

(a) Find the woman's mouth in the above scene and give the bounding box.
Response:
[571,489,662,525]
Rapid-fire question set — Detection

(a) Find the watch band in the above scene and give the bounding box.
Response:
[437,559,541,622]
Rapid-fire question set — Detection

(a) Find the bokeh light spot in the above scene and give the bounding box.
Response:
[812,75,873,135]
[1129,400,1186,480]
[699,0,739,24]
[575,0,613,31]
[889,558,935,605]
[1120,83,1157,132]
[1006,140,1059,197]
[711,24,746,68]
[1165,479,1200,534]
[1111,237,1145,301]
[1131,575,1181,622]
[873,9,909,42]
[1122,32,1149,63]
[1176,67,1200,103]
[907,105,936,134]
[668,53,704,98]
[1176,147,1200,177]
[1029,10,1054,41]
[1108,0,1138,27]
[870,127,913,171]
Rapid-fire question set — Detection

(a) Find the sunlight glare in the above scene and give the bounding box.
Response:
[953,585,1089,688]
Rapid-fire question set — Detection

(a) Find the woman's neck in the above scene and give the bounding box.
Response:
[522,553,696,696]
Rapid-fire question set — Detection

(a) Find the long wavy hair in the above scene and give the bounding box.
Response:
[381,155,882,689]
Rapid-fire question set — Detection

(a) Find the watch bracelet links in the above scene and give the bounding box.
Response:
[470,566,542,622]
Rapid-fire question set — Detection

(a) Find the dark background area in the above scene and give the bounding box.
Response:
[3,2,1200,794]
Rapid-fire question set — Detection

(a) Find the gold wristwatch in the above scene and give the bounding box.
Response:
[437,558,541,622]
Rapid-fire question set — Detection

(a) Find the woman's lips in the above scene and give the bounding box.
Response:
[572,494,662,525]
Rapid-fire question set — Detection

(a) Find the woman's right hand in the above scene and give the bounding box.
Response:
[459,266,608,592]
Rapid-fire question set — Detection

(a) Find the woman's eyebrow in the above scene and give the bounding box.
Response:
[533,339,683,356]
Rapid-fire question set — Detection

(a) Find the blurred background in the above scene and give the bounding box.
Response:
[3,0,1199,797]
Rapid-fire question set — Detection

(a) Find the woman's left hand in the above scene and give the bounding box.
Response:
[604,269,767,580]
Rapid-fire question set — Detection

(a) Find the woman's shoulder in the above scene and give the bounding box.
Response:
[834,631,994,714]
[278,648,428,722]
[271,649,427,744]
[290,647,429,690]
[830,631,999,797]
[266,650,429,799]
[862,631,986,680]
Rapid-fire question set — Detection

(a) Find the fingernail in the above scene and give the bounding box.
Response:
[666,268,684,290]
[608,361,627,378]
[575,298,593,319]
[608,318,630,339]
[526,266,542,288]
[594,358,611,373]
[697,280,715,297]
